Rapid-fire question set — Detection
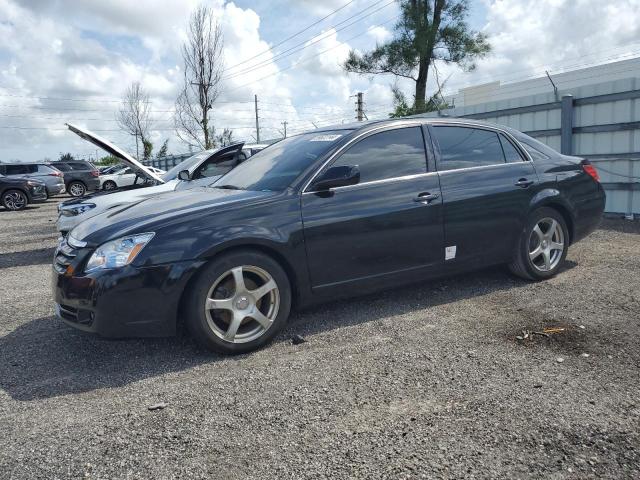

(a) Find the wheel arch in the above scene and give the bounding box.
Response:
[176,241,302,330]
[1,187,30,201]
[529,189,575,244]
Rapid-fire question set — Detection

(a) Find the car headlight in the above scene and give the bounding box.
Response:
[59,203,96,216]
[85,232,155,273]
[27,180,42,187]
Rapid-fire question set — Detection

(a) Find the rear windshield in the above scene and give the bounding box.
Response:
[213,130,350,192]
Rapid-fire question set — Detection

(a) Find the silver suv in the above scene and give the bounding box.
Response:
[0,163,66,196]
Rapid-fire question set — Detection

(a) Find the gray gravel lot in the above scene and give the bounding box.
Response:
[0,197,639,479]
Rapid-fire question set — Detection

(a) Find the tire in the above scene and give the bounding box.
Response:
[1,189,28,211]
[184,250,292,354]
[103,180,117,191]
[509,207,569,281]
[68,181,87,197]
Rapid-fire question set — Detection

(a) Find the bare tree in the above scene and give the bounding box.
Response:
[116,82,152,160]
[174,5,224,150]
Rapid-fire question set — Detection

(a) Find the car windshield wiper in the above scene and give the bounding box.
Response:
[215,184,241,190]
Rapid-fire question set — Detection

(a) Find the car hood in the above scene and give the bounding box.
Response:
[66,123,164,184]
[71,187,278,245]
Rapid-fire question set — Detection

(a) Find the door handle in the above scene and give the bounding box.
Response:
[414,192,439,204]
[515,178,534,188]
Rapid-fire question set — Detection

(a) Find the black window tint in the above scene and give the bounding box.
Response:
[53,163,71,171]
[5,164,29,175]
[69,162,88,170]
[331,127,426,183]
[433,126,505,171]
[499,134,524,163]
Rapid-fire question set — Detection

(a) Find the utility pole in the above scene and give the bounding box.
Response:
[254,94,260,143]
[281,121,288,138]
[355,92,364,121]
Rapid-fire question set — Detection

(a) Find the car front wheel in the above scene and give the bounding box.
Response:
[185,250,292,354]
[68,181,86,197]
[2,189,28,211]
[509,207,569,281]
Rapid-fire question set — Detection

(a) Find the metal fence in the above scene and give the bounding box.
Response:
[142,153,192,172]
[416,77,640,217]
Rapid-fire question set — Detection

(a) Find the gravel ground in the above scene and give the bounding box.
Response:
[0,198,639,479]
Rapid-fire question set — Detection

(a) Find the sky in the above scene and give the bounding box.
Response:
[0,0,639,161]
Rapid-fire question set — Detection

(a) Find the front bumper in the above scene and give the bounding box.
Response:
[29,185,48,203]
[52,252,204,337]
[47,183,66,196]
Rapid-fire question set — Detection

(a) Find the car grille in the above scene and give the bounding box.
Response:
[53,238,78,274]
[58,304,94,326]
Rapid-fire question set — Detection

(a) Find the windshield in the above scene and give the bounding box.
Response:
[212,130,350,191]
[161,150,214,182]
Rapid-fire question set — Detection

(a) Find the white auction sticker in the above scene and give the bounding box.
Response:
[445,245,457,260]
[309,134,342,142]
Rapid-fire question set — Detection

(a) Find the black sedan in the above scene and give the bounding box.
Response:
[53,118,605,353]
[0,174,47,210]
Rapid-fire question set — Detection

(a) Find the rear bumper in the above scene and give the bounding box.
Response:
[573,185,606,243]
[52,260,203,338]
[86,178,101,191]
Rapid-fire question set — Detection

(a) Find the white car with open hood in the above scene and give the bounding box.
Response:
[57,124,263,234]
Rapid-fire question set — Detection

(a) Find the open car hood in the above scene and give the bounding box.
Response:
[66,123,165,184]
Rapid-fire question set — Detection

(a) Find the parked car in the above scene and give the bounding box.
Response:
[0,173,47,210]
[56,123,265,234]
[0,163,66,196]
[49,159,101,197]
[99,164,124,175]
[53,118,605,354]
[100,165,166,191]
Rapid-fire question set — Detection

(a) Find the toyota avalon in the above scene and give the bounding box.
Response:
[53,118,605,354]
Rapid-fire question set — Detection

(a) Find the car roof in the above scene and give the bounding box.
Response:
[312,116,512,134]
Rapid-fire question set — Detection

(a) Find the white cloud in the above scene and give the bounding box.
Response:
[366,25,391,44]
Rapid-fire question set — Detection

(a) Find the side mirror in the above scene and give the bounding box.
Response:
[177,170,191,181]
[312,165,360,191]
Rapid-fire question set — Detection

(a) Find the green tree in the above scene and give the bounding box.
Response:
[96,155,121,166]
[344,0,491,113]
[59,153,74,162]
[156,139,169,158]
[389,84,450,118]
[143,139,153,160]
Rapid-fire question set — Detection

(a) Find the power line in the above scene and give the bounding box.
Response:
[223,0,356,73]
[226,14,400,94]
[223,0,396,80]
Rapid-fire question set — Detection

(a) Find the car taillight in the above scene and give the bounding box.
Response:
[90,170,99,177]
[49,172,62,177]
[581,160,600,182]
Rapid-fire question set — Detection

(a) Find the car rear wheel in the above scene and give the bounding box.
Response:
[103,180,117,191]
[2,189,28,211]
[509,207,569,281]
[185,250,292,354]
[68,181,86,197]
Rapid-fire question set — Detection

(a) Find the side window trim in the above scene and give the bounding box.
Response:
[430,124,528,172]
[320,125,429,186]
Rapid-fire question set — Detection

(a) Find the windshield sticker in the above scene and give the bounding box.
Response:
[310,134,343,142]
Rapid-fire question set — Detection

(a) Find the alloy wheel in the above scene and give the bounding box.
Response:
[3,191,27,210]
[528,217,565,272]
[204,265,280,344]
[104,181,116,191]
[69,183,85,197]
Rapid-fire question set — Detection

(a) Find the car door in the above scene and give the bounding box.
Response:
[118,167,137,186]
[429,124,538,266]
[301,125,444,291]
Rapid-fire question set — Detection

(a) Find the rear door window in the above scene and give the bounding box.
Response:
[53,163,71,172]
[432,126,506,171]
[330,127,427,183]
[69,162,89,170]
